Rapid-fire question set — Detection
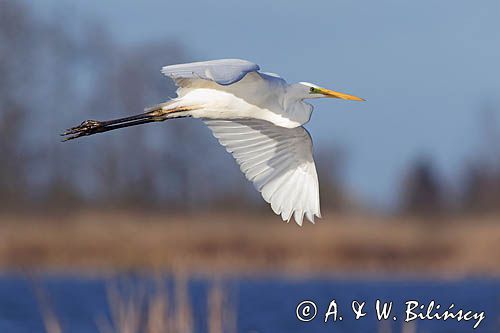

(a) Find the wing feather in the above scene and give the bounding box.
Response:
[204,119,321,225]
[161,59,259,86]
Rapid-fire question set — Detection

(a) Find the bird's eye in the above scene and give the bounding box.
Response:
[309,87,315,93]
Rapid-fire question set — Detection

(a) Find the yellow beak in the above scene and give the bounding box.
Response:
[317,87,365,101]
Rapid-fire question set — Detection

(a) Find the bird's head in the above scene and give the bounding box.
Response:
[296,82,365,101]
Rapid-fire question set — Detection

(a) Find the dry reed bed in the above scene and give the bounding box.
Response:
[0,212,499,276]
[34,274,235,333]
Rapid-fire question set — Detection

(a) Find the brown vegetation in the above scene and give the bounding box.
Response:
[1,212,499,277]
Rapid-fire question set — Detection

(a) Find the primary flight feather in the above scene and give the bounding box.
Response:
[62,59,364,225]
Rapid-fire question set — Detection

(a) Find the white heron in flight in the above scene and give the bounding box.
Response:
[63,59,364,225]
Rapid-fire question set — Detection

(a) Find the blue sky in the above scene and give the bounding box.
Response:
[35,0,500,207]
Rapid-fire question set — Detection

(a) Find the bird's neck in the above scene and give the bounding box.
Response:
[286,83,310,101]
[284,84,313,126]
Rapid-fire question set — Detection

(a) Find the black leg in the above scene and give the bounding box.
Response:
[61,106,194,142]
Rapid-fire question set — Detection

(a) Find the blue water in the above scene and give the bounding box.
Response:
[0,275,498,333]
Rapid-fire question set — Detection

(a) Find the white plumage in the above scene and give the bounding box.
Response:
[63,59,364,225]
[205,119,320,226]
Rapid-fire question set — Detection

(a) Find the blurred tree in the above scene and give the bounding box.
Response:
[315,148,352,212]
[0,2,38,208]
[401,157,445,217]
[461,164,500,214]
[0,1,353,217]
[459,106,500,214]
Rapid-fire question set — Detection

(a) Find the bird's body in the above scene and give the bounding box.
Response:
[63,59,364,225]
[161,71,313,128]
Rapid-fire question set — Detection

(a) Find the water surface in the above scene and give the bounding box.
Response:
[0,275,498,333]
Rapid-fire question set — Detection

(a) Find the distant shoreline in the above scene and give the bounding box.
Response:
[0,212,499,278]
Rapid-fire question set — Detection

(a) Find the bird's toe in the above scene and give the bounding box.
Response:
[61,119,104,141]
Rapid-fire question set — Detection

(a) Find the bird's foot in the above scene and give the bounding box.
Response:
[61,119,104,141]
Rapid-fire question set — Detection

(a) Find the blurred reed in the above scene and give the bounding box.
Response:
[37,274,235,333]
[378,317,416,333]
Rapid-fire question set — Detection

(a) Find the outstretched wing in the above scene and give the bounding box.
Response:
[204,119,321,225]
[161,59,259,86]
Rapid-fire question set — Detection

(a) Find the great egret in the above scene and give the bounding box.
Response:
[62,59,364,225]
